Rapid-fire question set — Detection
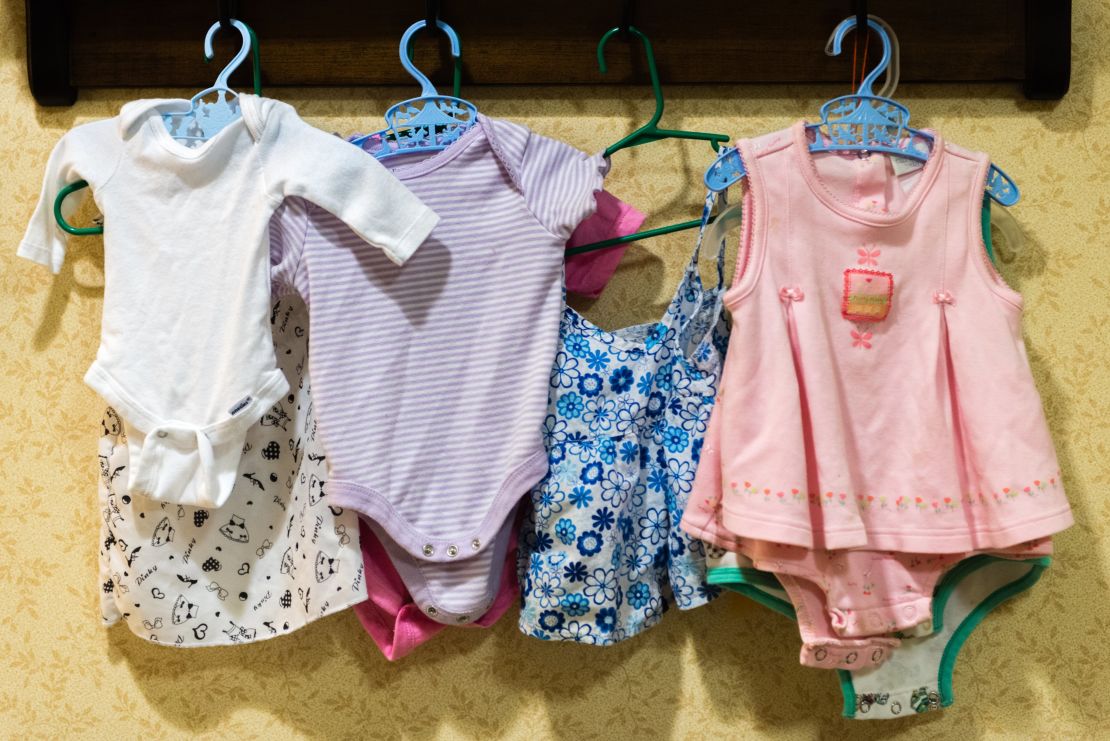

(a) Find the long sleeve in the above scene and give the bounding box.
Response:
[251,97,439,266]
[19,122,121,274]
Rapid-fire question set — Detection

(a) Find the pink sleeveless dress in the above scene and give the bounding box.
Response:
[683,122,1071,554]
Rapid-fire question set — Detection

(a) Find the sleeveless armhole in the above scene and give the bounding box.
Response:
[722,141,767,307]
[965,155,1024,312]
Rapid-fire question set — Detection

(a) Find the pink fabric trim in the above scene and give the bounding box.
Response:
[563,191,646,298]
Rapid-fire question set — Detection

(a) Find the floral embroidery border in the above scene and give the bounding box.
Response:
[723,474,1063,514]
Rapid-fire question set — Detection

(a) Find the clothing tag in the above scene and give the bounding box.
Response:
[890,155,924,177]
[229,396,252,416]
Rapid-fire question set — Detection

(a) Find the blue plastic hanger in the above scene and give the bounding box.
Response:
[52,20,262,236]
[349,20,477,159]
[161,19,254,145]
[704,17,1020,207]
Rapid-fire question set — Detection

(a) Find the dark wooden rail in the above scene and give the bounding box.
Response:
[26,1,1071,106]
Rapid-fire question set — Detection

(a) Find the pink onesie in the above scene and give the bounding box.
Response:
[681,123,1072,663]
[684,122,1071,553]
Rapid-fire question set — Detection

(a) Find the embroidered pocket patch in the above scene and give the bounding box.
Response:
[842,269,894,322]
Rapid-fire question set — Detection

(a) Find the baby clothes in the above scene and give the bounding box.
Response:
[518,196,738,645]
[354,518,519,661]
[23,96,437,508]
[683,123,1071,552]
[704,548,1052,718]
[563,191,646,298]
[98,296,366,646]
[269,117,607,624]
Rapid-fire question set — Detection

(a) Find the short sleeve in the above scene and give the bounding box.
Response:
[268,197,311,300]
[517,128,609,242]
[564,191,647,298]
[252,97,439,266]
[18,124,117,275]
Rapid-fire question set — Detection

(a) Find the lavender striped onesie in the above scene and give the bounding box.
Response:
[270,116,607,623]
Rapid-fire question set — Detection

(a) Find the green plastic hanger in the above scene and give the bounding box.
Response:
[567,26,730,256]
[599,26,729,157]
[52,22,263,236]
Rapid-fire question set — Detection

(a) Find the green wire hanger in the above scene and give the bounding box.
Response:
[567,26,731,256]
[52,22,263,236]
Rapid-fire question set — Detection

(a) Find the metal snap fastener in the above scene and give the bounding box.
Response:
[814,648,827,661]
[447,545,459,558]
[456,615,470,623]
[422,544,434,557]
[872,648,884,662]
[426,606,437,616]
[845,651,858,665]
[157,431,168,438]
[471,539,481,550]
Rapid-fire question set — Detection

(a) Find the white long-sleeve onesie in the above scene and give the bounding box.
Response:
[20,96,439,508]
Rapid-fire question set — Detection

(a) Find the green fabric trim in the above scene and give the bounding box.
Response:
[838,670,857,718]
[938,560,1049,706]
[708,567,796,619]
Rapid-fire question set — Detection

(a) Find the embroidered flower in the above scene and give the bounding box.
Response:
[627,582,651,609]
[565,333,591,358]
[533,572,565,608]
[663,426,690,453]
[638,507,668,545]
[556,392,585,419]
[583,398,618,434]
[576,530,604,557]
[591,506,616,532]
[538,609,565,632]
[554,518,577,545]
[579,462,603,485]
[609,366,635,394]
[600,469,633,507]
[596,607,618,634]
[585,349,611,371]
[560,593,590,617]
[619,441,639,463]
[857,246,881,266]
[576,372,603,397]
[583,567,618,604]
[563,560,588,583]
[550,351,581,388]
[851,329,873,349]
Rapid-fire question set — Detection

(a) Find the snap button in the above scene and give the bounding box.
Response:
[903,604,917,619]
[845,651,858,665]
[157,431,168,438]
[814,647,827,662]
[456,615,470,623]
[872,648,884,662]
[422,544,435,557]
[426,606,437,616]
[471,539,481,550]
[447,545,459,558]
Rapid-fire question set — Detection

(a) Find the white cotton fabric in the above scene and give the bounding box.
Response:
[20,96,439,508]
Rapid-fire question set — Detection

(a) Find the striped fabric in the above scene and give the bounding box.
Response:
[270,116,607,622]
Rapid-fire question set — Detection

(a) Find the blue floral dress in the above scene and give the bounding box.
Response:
[519,194,735,645]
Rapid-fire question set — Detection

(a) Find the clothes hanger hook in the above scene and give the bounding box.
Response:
[597,26,664,132]
[203,19,252,90]
[398,19,462,98]
[828,17,891,97]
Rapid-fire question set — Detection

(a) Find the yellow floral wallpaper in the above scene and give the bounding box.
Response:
[2,0,1109,738]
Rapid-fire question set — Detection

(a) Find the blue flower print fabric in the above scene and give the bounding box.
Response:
[519,194,734,645]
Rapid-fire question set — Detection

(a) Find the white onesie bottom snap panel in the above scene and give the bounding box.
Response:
[98,297,367,647]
